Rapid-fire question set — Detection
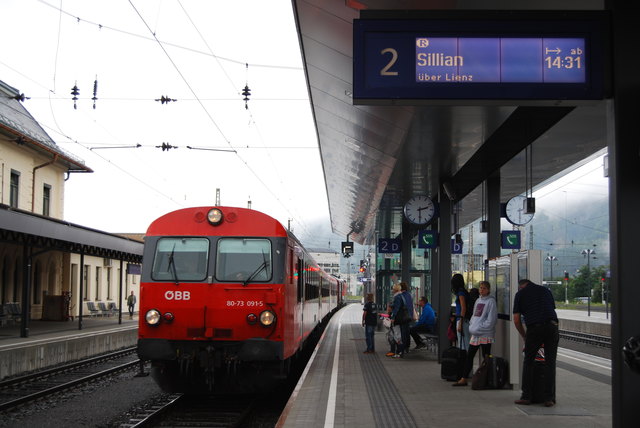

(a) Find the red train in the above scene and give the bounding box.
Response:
[137,206,345,392]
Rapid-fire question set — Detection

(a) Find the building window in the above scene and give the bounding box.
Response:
[106,268,111,300]
[43,184,51,216]
[95,266,101,300]
[10,170,20,208]
[83,265,90,300]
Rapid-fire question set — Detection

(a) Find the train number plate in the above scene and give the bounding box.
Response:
[226,300,264,307]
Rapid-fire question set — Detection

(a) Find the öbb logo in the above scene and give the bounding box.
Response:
[164,290,191,300]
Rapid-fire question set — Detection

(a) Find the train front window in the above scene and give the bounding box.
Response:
[216,238,272,282]
[151,238,209,281]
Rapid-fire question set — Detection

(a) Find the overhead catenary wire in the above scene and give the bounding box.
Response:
[127,0,314,238]
[37,0,303,71]
[173,0,313,237]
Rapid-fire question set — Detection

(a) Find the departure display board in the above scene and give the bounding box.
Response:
[414,37,585,84]
[353,16,607,102]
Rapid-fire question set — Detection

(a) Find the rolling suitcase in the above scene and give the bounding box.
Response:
[472,355,508,389]
[441,346,467,381]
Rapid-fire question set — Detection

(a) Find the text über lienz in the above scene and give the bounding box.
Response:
[416,53,471,82]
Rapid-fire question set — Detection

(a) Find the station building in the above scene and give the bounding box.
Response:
[0,79,142,326]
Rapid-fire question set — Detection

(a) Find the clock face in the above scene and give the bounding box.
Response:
[403,196,436,225]
[505,195,534,226]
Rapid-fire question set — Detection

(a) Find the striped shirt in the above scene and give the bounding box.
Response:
[513,281,557,327]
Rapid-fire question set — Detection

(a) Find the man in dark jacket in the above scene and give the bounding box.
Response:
[513,279,559,407]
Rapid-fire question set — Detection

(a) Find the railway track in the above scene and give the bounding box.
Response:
[559,329,611,348]
[0,347,141,412]
[120,394,257,428]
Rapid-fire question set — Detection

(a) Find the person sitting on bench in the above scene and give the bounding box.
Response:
[411,296,436,349]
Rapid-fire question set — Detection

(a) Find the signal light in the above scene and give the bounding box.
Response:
[564,271,569,281]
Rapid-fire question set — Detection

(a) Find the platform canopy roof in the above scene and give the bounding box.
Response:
[292,0,608,244]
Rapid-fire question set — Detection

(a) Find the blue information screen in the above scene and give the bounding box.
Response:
[353,17,606,102]
[415,37,585,84]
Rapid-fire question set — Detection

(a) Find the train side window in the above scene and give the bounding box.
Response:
[151,237,209,281]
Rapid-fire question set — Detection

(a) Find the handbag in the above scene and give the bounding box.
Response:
[395,305,412,325]
[471,357,491,389]
[394,295,412,325]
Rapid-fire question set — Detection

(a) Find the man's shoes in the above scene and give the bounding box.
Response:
[392,354,402,358]
[544,401,555,407]
[414,343,426,350]
[514,399,531,405]
[386,352,395,357]
[452,381,468,387]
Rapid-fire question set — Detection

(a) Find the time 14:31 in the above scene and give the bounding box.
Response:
[545,55,582,69]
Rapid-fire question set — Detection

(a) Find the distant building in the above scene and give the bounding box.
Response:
[307,248,341,277]
[0,80,141,324]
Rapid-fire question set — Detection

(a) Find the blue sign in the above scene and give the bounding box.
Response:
[353,15,606,102]
[501,230,521,250]
[451,239,463,254]
[378,238,402,253]
[418,230,438,249]
[415,37,585,84]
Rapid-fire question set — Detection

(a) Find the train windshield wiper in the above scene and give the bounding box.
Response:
[167,244,180,285]
[243,251,269,287]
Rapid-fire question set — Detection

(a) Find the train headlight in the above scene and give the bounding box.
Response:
[145,309,161,326]
[259,310,276,327]
[207,208,223,225]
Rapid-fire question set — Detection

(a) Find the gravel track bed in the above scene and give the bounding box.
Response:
[0,367,166,428]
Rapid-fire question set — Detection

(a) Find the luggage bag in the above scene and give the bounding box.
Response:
[472,355,509,390]
[441,346,467,381]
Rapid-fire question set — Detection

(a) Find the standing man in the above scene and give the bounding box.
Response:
[410,296,436,349]
[127,290,137,319]
[513,279,559,407]
[362,293,377,354]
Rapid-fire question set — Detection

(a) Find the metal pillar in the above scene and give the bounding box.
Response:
[436,192,452,358]
[20,244,31,338]
[609,1,640,425]
[401,220,412,285]
[486,172,501,261]
[118,259,123,324]
[78,252,84,330]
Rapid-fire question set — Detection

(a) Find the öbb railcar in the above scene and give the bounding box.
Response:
[137,206,344,392]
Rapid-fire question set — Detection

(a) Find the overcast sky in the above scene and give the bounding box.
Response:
[0,0,331,244]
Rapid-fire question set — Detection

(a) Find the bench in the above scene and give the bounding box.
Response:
[419,332,439,354]
[107,302,119,315]
[97,301,112,317]
[5,302,22,323]
[86,301,100,317]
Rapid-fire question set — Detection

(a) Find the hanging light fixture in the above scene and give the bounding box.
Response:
[525,145,536,214]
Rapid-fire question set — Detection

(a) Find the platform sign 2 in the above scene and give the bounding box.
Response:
[353,13,607,102]
[501,230,521,250]
[418,230,438,249]
[378,238,402,253]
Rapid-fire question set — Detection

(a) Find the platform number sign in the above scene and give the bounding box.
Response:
[451,238,463,254]
[378,238,402,254]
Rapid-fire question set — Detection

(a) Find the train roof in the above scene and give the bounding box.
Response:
[146,206,289,238]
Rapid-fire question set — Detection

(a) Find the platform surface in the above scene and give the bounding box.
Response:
[278,303,612,428]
